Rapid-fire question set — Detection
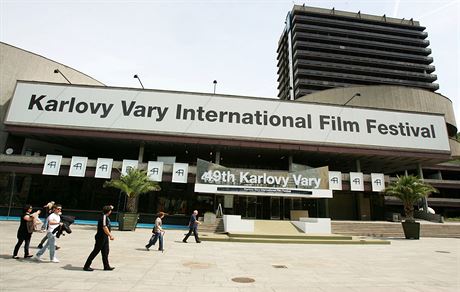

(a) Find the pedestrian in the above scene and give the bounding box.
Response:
[145,212,165,252]
[12,204,41,259]
[33,204,62,263]
[38,201,60,250]
[83,205,115,271]
[182,210,201,243]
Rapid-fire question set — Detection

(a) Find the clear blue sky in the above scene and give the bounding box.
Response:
[1,0,459,126]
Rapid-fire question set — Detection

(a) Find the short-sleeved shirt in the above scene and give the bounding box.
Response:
[96,214,111,239]
[47,213,61,233]
[153,217,162,233]
[189,214,197,228]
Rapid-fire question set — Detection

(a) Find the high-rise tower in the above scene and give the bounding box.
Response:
[277,5,438,100]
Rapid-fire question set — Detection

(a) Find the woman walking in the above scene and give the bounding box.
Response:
[12,204,40,259]
[145,212,165,252]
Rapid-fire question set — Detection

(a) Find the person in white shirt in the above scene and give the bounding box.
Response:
[34,204,62,263]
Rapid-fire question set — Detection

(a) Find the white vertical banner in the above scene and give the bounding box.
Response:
[95,158,113,179]
[42,155,62,176]
[328,171,342,190]
[172,163,189,183]
[68,156,88,177]
[224,195,234,208]
[122,160,139,175]
[147,161,164,182]
[350,172,364,191]
[371,173,385,192]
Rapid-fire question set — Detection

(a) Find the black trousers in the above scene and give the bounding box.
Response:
[13,233,32,257]
[183,227,200,242]
[84,237,110,269]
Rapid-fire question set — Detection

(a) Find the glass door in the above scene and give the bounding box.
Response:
[270,197,281,219]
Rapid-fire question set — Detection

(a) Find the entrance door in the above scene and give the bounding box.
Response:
[247,196,257,219]
[270,197,281,219]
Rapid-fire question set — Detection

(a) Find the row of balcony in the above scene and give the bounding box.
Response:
[293,31,431,56]
[293,40,433,64]
[293,69,439,91]
[294,59,437,82]
[292,14,427,38]
[293,23,430,47]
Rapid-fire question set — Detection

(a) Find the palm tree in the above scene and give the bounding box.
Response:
[385,175,437,221]
[104,168,161,213]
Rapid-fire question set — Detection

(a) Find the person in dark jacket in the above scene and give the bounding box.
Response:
[83,205,115,271]
[182,210,201,243]
[12,204,40,259]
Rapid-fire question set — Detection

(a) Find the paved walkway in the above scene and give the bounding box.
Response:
[0,221,459,291]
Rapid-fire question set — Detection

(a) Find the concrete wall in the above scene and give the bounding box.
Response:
[297,85,457,135]
[0,42,105,151]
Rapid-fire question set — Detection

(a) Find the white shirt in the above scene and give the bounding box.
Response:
[47,213,61,233]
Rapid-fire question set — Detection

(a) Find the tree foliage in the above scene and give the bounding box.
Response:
[385,175,437,220]
[104,168,161,212]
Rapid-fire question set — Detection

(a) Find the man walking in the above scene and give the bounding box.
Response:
[182,210,201,243]
[33,204,62,263]
[145,212,165,252]
[83,205,115,271]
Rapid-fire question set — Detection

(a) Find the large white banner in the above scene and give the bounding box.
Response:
[172,163,189,183]
[147,161,164,182]
[5,82,450,151]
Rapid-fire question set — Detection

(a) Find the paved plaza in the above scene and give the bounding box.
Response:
[0,221,459,292]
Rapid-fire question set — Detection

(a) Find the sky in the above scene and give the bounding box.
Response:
[1,0,459,126]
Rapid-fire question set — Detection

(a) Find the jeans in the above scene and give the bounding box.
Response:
[146,232,163,250]
[36,231,56,260]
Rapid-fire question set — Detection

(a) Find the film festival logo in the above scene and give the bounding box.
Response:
[48,160,58,168]
[99,164,109,172]
[353,177,361,185]
[73,162,83,170]
[373,178,382,186]
[150,168,160,175]
[330,176,339,184]
[176,169,185,176]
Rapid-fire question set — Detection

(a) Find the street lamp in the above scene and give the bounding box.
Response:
[53,69,71,84]
[133,74,145,89]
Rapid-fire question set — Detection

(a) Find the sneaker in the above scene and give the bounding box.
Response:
[145,245,150,251]
[104,267,115,271]
[33,255,45,262]
[51,257,60,263]
[24,255,33,259]
[182,239,187,243]
[83,267,94,271]
[55,246,61,250]
[37,244,43,249]
[12,256,19,259]
[196,241,201,243]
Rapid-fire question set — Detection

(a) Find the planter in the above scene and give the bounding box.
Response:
[118,212,139,231]
[401,221,420,239]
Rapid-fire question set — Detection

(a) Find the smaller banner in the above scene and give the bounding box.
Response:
[147,161,164,182]
[371,173,385,192]
[172,163,189,183]
[42,155,62,176]
[122,159,139,175]
[95,158,113,179]
[350,172,364,191]
[195,159,331,198]
[69,156,88,177]
[328,171,342,190]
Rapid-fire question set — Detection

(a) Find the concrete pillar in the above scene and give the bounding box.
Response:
[288,155,293,172]
[417,163,428,212]
[138,142,145,163]
[215,151,220,164]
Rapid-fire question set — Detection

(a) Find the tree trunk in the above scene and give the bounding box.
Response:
[404,202,414,221]
[126,196,137,213]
